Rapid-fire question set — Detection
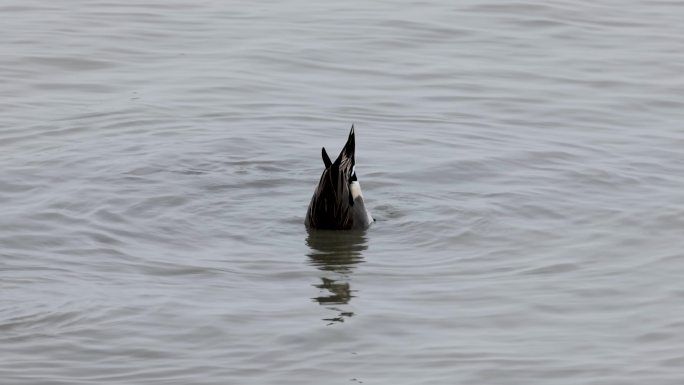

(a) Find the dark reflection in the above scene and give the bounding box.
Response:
[306,229,368,325]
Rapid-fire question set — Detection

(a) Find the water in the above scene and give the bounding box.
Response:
[2,0,684,383]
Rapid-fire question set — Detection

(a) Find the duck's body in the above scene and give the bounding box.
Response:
[305,125,373,230]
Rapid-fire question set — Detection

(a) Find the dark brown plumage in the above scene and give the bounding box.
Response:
[305,125,373,230]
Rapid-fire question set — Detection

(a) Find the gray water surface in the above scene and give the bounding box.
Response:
[3,0,684,384]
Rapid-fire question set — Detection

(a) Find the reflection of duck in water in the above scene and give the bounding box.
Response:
[305,125,374,230]
[306,229,368,325]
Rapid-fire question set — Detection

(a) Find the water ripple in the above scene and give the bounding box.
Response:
[2,0,684,384]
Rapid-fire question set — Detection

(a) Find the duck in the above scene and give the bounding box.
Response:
[305,125,373,230]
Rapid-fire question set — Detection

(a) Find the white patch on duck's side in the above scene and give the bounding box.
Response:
[350,181,373,223]
[350,181,363,199]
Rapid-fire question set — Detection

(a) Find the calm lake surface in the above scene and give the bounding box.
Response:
[2,0,684,384]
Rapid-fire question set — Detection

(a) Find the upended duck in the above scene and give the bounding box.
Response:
[305,125,373,230]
